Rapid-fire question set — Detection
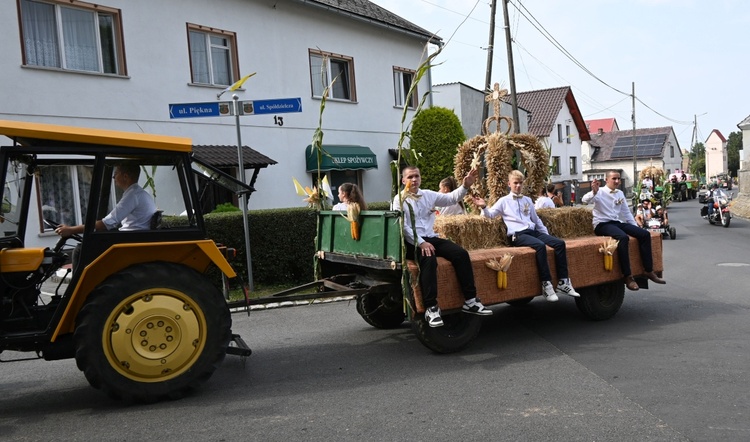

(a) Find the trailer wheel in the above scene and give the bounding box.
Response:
[356,291,405,329]
[74,262,231,402]
[574,281,624,321]
[412,312,482,354]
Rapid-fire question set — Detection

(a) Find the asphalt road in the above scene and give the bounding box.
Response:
[1,194,748,441]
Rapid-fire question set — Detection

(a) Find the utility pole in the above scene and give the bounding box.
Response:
[502,0,520,133]
[481,0,497,125]
[631,82,637,190]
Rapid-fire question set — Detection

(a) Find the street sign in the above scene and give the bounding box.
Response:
[242,98,302,115]
[169,101,233,119]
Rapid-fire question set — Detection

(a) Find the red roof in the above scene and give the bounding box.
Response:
[513,86,591,141]
[707,129,726,142]
[585,118,619,134]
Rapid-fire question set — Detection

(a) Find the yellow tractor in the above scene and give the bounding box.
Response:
[0,120,249,402]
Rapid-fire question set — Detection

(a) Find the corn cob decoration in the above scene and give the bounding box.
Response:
[486,254,514,289]
[400,180,421,202]
[598,238,619,271]
[341,202,361,240]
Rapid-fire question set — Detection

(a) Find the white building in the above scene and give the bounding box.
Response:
[584,126,683,191]
[514,86,590,184]
[1,0,438,214]
[704,129,728,179]
[432,82,529,137]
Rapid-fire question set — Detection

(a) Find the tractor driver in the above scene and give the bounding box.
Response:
[55,163,157,237]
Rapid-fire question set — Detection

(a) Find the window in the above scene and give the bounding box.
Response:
[188,24,238,86]
[569,157,577,174]
[557,124,563,142]
[34,155,195,234]
[551,156,560,175]
[19,0,125,75]
[393,67,417,109]
[670,144,675,157]
[37,164,96,229]
[566,125,571,144]
[309,49,356,101]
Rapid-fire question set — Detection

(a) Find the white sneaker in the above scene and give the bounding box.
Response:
[556,279,580,298]
[462,298,493,316]
[424,306,444,327]
[542,281,558,302]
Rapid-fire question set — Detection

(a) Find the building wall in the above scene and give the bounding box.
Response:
[432,83,528,138]
[545,106,582,183]
[0,0,433,211]
[704,131,728,178]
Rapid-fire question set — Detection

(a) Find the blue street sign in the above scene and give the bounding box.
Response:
[242,98,302,115]
[169,101,233,119]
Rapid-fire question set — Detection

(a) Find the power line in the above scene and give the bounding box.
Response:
[510,0,693,127]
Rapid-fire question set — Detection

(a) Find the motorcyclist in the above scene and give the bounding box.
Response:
[705,183,719,218]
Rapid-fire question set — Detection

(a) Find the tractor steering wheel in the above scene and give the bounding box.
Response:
[44,218,83,251]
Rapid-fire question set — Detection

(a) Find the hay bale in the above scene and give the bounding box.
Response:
[536,207,594,238]
[434,207,594,250]
[434,214,507,250]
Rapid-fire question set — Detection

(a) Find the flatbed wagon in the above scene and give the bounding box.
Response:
[232,210,664,353]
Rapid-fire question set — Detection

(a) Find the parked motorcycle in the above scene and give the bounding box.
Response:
[701,188,732,227]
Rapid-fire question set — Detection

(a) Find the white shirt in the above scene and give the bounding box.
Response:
[581,187,636,228]
[102,183,157,231]
[481,193,548,236]
[436,202,464,216]
[534,195,555,210]
[392,186,467,245]
[332,202,348,210]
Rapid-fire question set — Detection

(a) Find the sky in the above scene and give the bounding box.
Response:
[369,0,750,151]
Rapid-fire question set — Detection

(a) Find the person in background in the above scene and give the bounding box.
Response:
[582,170,666,291]
[641,175,654,193]
[654,205,668,225]
[473,170,579,302]
[392,165,492,328]
[436,176,465,215]
[704,182,720,218]
[535,183,559,210]
[635,199,655,228]
[332,183,367,211]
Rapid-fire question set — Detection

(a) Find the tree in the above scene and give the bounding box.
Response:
[727,131,742,177]
[688,142,705,177]
[408,106,466,190]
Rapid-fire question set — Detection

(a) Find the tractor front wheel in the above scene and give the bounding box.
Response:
[74,262,231,402]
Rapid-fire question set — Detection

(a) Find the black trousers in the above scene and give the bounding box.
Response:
[594,221,653,277]
[510,229,568,282]
[405,236,477,309]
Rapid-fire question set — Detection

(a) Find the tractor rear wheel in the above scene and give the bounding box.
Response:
[74,262,231,402]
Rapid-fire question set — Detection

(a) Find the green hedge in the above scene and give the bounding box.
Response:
[166,202,394,285]
[202,208,318,285]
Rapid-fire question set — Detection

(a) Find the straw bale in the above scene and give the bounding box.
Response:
[536,207,594,238]
[434,207,593,249]
[434,214,507,250]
